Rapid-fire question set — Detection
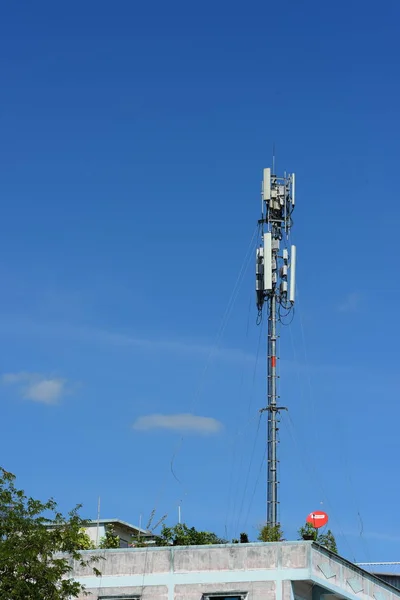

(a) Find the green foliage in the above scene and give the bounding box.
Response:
[130,511,167,548]
[0,467,100,599]
[154,523,227,546]
[318,529,338,553]
[99,525,120,549]
[258,523,284,542]
[298,522,318,541]
[232,532,250,544]
[76,527,96,550]
[298,523,337,553]
[130,533,149,548]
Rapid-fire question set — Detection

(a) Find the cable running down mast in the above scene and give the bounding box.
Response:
[255,165,296,527]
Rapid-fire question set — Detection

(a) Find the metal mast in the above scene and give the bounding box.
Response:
[256,166,296,527]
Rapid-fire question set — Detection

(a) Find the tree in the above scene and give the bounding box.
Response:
[154,523,227,546]
[99,525,120,549]
[76,527,96,550]
[232,532,250,544]
[258,523,284,542]
[0,467,100,599]
[318,529,338,553]
[298,523,337,553]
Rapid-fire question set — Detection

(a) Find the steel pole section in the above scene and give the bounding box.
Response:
[267,291,278,526]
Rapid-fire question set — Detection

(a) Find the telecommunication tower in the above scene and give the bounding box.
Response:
[255,166,296,527]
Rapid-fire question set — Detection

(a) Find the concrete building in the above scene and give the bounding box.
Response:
[84,518,151,548]
[356,564,400,592]
[72,540,400,600]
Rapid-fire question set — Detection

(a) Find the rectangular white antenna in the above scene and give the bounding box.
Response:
[289,244,296,303]
[263,232,272,290]
[292,173,296,205]
[263,168,271,201]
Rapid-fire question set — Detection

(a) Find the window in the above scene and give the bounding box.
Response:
[202,595,247,600]
[99,596,140,600]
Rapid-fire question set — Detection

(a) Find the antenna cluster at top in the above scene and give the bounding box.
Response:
[256,167,297,312]
[262,168,295,234]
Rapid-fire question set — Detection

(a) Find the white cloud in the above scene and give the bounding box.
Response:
[24,379,65,403]
[2,372,26,384]
[1,372,67,404]
[0,318,255,364]
[132,413,223,435]
[338,292,361,313]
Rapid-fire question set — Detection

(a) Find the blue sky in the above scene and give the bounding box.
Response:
[1,0,400,562]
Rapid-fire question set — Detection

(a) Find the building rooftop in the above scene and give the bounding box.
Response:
[71,540,400,599]
[86,518,151,536]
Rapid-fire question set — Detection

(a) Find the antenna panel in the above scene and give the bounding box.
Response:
[255,248,264,291]
[292,173,296,205]
[263,168,271,202]
[263,232,272,291]
[289,245,296,303]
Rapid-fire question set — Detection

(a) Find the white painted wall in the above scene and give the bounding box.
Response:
[85,523,106,547]
[83,522,134,548]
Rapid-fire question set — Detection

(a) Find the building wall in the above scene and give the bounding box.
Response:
[85,524,106,547]
[72,542,400,600]
[84,523,134,548]
[372,575,400,591]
